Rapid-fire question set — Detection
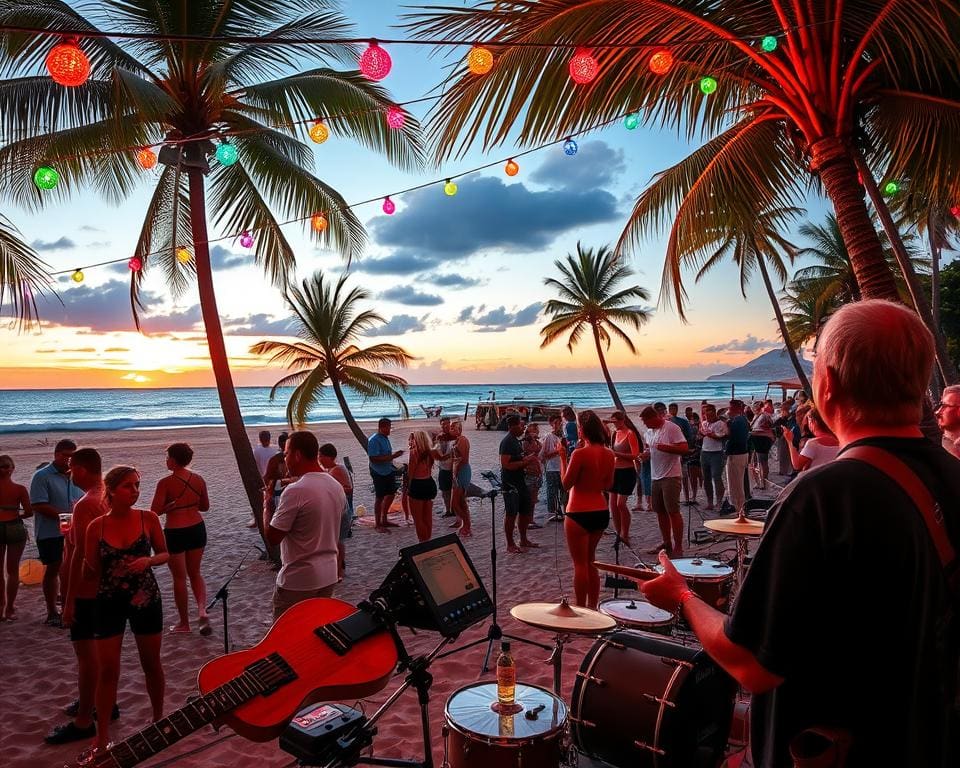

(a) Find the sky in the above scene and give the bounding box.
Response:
[0,2,851,390]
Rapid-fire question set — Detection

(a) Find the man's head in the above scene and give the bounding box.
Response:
[685,406,694,418]
[506,414,524,436]
[378,418,392,436]
[668,403,679,416]
[68,448,102,491]
[258,430,271,447]
[285,430,320,475]
[640,405,664,429]
[796,390,809,404]
[937,385,960,433]
[278,431,289,452]
[653,402,667,416]
[702,403,718,421]
[53,438,77,471]
[814,300,933,432]
[318,442,337,469]
[439,416,451,435]
[728,399,745,416]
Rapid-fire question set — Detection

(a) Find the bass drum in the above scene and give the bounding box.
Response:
[570,631,735,768]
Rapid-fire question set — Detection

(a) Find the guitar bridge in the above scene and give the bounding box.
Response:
[247,653,297,695]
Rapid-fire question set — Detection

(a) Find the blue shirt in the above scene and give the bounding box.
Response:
[563,419,578,449]
[368,433,395,476]
[30,462,82,541]
[725,415,750,456]
[670,415,694,446]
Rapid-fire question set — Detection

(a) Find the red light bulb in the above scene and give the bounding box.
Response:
[46,39,91,87]
[569,48,598,85]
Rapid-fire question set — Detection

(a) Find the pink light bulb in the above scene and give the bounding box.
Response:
[359,40,392,80]
[386,106,405,130]
[240,231,254,248]
[382,196,396,215]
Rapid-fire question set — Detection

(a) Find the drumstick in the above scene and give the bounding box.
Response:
[593,562,660,581]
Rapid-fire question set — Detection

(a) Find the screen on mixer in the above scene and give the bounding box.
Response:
[411,543,476,607]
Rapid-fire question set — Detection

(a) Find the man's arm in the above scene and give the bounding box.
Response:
[29,473,60,519]
[265,491,295,546]
[657,440,691,455]
[500,452,529,471]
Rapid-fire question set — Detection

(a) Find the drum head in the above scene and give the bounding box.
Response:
[661,557,733,580]
[445,683,567,741]
[599,599,673,628]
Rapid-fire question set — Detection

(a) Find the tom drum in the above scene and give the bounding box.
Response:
[658,557,734,612]
[598,599,674,635]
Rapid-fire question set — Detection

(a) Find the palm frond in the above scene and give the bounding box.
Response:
[0,212,52,328]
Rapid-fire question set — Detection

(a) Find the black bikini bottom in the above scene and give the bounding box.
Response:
[566,509,609,532]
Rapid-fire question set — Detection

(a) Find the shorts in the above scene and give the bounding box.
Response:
[651,477,682,518]
[0,518,27,546]
[525,474,542,492]
[273,583,335,621]
[437,469,453,492]
[371,472,397,499]
[610,467,637,496]
[37,536,64,565]
[70,597,98,642]
[456,464,472,488]
[164,522,207,554]
[751,436,773,455]
[566,509,609,532]
[95,595,164,638]
[503,484,532,517]
[408,477,438,501]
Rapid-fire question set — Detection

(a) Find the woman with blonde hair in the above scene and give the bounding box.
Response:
[407,431,439,541]
[450,421,472,537]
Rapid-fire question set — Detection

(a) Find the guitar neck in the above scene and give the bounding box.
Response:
[94,654,293,768]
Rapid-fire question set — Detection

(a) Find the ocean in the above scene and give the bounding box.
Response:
[0,381,774,434]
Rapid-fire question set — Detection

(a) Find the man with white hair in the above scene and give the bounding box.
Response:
[937,384,960,459]
[641,300,959,767]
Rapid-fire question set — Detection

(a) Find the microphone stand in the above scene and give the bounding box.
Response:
[206,545,258,654]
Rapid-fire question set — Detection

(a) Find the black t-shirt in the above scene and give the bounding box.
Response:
[499,433,525,490]
[725,437,960,767]
[725,415,749,455]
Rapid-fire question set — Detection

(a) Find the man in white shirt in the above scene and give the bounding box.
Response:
[640,405,690,557]
[540,415,565,522]
[265,430,346,620]
[253,430,274,477]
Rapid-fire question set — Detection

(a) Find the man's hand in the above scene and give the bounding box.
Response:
[392,450,404,458]
[639,552,689,611]
[61,599,75,628]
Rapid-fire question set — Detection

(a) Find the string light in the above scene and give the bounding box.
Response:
[563,138,578,156]
[444,179,458,196]
[215,141,238,166]
[951,205,960,217]
[386,106,405,130]
[240,231,254,248]
[883,180,900,196]
[467,45,493,75]
[648,49,673,75]
[128,256,142,271]
[568,48,598,84]
[382,196,396,215]
[136,148,157,170]
[71,269,84,283]
[45,38,90,87]
[176,247,191,264]
[311,213,328,232]
[761,36,779,52]
[624,113,639,130]
[308,121,329,144]
[34,166,59,190]
[700,76,718,95]
[359,40,391,80]
[505,158,519,176]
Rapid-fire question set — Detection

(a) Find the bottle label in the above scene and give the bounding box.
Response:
[497,667,516,687]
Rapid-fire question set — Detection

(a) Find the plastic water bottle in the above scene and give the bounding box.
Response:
[496,641,516,705]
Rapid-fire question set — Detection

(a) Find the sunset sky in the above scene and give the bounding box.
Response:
[0,3,840,390]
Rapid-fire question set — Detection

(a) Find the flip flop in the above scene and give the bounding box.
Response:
[168,624,191,634]
[198,616,212,636]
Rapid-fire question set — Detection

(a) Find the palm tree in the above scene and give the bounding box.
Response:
[0,213,50,327]
[781,279,834,351]
[0,1,423,536]
[691,205,811,392]
[251,272,414,450]
[540,243,651,411]
[406,2,959,323]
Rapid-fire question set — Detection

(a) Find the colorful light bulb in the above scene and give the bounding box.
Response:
[700,76,718,95]
[240,231,254,248]
[951,205,960,218]
[216,142,238,166]
[382,196,395,215]
[309,121,329,144]
[883,180,900,196]
[46,39,90,87]
[386,106,405,130]
[311,213,328,232]
[563,138,578,156]
[71,269,84,283]
[467,46,494,75]
[648,49,674,76]
[624,113,640,130]
[176,248,191,264]
[34,166,59,190]
[128,256,142,271]
[505,159,519,177]
[444,180,458,196]
[568,48,599,85]
[136,148,157,170]
[761,36,779,52]
[359,40,392,80]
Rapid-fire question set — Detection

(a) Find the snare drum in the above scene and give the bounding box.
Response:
[599,599,674,635]
[444,682,567,768]
[658,557,734,611]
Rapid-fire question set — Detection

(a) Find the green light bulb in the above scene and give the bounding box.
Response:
[216,142,238,166]
[700,76,718,95]
[34,166,59,190]
[761,36,778,52]
[624,113,640,130]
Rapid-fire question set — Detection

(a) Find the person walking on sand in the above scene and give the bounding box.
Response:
[318,443,353,580]
[540,416,565,523]
[46,448,109,745]
[0,454,32,621]
[150,443,211,635]
[368,418,403,531]
[407,431,439,542]
[699,404,728,511]
[83,466,168,755]
[500,415,539,553]
[31,438,82,626]
[558,410,615,609]
[608,411,640,546]
[450,420,472,536]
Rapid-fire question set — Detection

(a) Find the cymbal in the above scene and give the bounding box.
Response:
[704,517,765,536]
[511,600,616,634]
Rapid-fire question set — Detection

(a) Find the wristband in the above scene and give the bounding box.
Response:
[676,588,698,616]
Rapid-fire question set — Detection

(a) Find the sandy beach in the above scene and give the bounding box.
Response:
[0,409,778,768]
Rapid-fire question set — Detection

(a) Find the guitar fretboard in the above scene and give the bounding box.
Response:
[94,653,296,768]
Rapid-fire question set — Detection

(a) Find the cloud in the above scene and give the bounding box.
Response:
[104,347,129,352]
[368,175,621,260]
[364,313,428,337]
[424,273,482,288]
[222,313,296,336]
[79,225,103,232]
[210,245,249,270]
[348,251,442,276]
[530,140,627,190]
[460,302,542,332]
[31,236,76,251]
[379,285,444,306]
[699,334,780,353]
[142,304,203,333]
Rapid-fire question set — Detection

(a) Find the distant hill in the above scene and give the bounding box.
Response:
[707,348,812,381]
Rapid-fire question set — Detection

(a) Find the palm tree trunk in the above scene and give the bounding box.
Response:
[329,372,368,450]
[855,154,957,386]
[756,257,812,393]
[187,168,266,542]
[592,324,626,411]
[928,213,944,398]
[809,138,900,301]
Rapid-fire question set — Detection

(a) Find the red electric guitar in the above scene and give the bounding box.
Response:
[75,598,398,768]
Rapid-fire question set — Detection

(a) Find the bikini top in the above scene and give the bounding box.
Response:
[165,472,203,512]
[96,511,158,600]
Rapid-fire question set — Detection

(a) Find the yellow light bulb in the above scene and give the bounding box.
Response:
[176,248,191,264]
